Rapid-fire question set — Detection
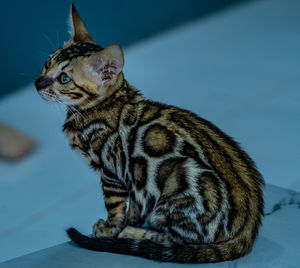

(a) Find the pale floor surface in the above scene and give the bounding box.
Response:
[0,0,299,263]
[2,184,300,267]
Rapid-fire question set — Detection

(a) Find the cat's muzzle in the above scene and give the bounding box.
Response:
[35,76,54,91]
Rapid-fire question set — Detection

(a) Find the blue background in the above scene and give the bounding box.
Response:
[0,0,247,97]
[1,0,300,264]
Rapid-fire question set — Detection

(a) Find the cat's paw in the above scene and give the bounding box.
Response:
[126,217,144,227]
[93,218,118,238]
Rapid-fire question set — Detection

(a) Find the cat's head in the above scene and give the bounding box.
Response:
[35,4,124,108]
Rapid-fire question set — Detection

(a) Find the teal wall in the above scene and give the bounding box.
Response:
[0,0,248,97]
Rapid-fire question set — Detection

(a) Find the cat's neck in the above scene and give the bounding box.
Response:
[65,75,143,129]
[71,73,125,111]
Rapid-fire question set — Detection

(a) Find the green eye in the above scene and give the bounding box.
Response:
[58,73,71,84]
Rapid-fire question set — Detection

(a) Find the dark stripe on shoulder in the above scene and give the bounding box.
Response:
[139,104,161,125]
[103,190,128,198]
[105,201,124,211]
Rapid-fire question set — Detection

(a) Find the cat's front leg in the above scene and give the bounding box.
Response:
[93,176,128,238]
[126,199,144,227]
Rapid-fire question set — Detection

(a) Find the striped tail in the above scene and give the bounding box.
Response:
[67,227,253,263]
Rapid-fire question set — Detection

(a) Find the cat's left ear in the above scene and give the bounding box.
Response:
[70,3,94,43]
[86,44,124,87]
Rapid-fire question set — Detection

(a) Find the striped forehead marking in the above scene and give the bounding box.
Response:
[54,42,103,64]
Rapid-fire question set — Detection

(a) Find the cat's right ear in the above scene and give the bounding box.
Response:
[69,3,94,43]
[86,44,124,87]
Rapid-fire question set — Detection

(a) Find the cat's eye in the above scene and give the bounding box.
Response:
[58,73,71,84]
[44,59,51,70]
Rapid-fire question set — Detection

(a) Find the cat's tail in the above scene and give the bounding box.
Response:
[66,227,252,263]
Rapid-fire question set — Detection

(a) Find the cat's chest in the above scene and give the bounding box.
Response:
[64,119,107,154]
[65,121,126,174]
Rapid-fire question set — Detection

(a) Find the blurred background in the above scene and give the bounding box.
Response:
[0,0,300,264]
[0,0,245,97]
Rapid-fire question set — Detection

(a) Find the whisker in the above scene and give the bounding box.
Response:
[18,73,36,80]
[43,33,56,51]
[38,50,51,57]
[56,31,60,48]
[54,103,65,118]
[70,106,88,121]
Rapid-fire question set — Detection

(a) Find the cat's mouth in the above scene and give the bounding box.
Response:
[35,76,59,103]
[38,89,58,103]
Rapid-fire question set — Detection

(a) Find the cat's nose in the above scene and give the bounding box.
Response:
[35,76,53,91]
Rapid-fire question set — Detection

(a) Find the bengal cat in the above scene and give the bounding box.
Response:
[34,4,264,263]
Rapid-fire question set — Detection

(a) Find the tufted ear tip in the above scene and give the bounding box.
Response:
[71,3,76,12]
[70,3,80,24]
[69,3,94,43]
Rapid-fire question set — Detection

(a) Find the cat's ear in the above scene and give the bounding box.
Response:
[69,3,94,43]
[87,44,124,87]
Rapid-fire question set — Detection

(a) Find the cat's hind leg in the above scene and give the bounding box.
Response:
[117,226,170,244]
[149,194,206,245]
[126,199,144,227]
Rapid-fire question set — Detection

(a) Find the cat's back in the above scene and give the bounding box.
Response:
[131,100,264,246]
[137,99,263,188]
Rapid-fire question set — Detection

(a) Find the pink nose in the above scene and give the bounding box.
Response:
[35,76,53,91]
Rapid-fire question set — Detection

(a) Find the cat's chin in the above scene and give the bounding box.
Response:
[38,90,59,103]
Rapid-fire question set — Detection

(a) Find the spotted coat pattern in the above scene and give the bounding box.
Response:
[62,78,264,262]
[34,5,264,261]
[35,28,264,261]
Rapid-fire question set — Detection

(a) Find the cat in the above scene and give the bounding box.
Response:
[34,4,264,263]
